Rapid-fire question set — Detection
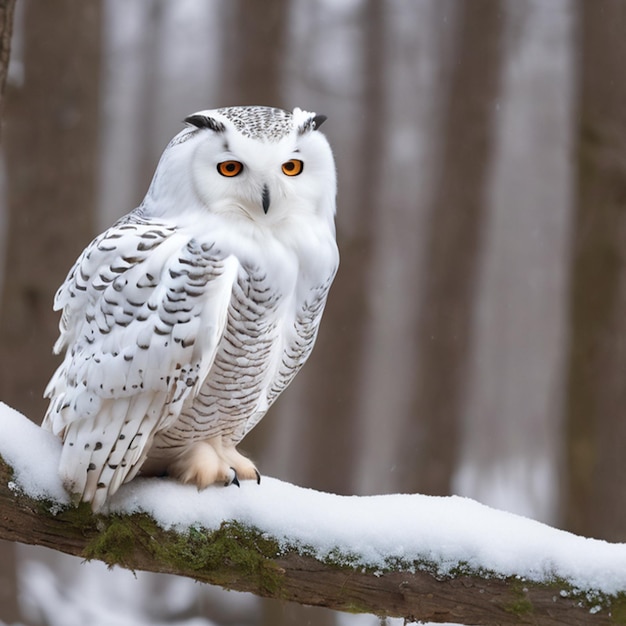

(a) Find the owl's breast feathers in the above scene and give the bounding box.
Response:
[42,210,337,509]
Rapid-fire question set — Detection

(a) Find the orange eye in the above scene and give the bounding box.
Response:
[281,159,304,176]
[217,160,243,177]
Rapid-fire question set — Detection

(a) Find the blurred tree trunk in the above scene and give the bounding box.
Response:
[563,0,626,541]
[0,2,19,624]
[406,1,504,495]
[0,0,101,422]
[295,0,385,494]
[0,0,14,113]
[218,0,288,106]
[0,2,101,618]
[136,0,167,193]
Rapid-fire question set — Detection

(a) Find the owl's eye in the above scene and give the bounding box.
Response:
[281,159,304,176]
[217,161,244,177]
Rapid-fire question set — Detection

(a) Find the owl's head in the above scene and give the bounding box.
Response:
[143,106,336,230]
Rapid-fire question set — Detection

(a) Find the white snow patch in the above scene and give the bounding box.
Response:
[2,402,626,600]
[0,403,68,505]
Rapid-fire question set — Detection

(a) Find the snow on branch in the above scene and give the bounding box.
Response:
[1,402,626,625]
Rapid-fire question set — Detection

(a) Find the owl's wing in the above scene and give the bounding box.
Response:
[43,215,238,510]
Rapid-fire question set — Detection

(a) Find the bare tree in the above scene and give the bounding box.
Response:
[406,0,504,495]
[0,0,14,113]
[564,0,626,541]
[218,0,289,107]
[0,0,102,422]
[0,1,18,622]
[292,0,386,495]
[0,3,21,623]
[0,3,100,622]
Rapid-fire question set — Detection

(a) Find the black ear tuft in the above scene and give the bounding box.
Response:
[312,114,327,130]
[297,113,328,135]
[184,114,226,133]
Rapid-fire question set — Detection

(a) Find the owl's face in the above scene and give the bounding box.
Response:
[145,106,336,231]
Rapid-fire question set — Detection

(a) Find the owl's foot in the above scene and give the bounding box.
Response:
[221,445,261,485]
[167,438,260,489]
[167,440,236,489]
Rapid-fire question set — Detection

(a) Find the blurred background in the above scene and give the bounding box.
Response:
[0,0,625,624]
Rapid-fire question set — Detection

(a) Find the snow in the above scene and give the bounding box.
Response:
[0,403,68,505]
[2,401,626,601]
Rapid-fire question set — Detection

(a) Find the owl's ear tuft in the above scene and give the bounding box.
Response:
[184,114,226,133]
[312,114,327,130]
[298,114,327,135]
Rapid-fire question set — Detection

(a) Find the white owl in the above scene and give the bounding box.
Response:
[42,106,339,511]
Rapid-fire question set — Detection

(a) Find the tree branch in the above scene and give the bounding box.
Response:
[1,453,625,625]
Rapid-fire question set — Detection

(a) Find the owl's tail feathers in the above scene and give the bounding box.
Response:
[57,393,165,512]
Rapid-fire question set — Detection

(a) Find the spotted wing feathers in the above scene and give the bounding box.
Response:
[43,216,237,510]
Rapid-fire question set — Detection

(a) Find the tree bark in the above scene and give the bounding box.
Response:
[0,0,14,114]
[0,3,21,624]
[0,0,101,423]
[408,0,504,495]
[218,0,289,107]
[563,0,626,541]
[0,454,621,626]
[294,0,385,494]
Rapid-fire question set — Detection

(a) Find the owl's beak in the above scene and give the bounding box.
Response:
[262,184,270,214]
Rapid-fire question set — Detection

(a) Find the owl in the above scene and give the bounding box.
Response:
[42,106,339,511]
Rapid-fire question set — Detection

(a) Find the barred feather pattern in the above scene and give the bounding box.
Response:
[43,213,243,508]
[150,266,282,452]
[264,277,333,409]
[43,211,336,509]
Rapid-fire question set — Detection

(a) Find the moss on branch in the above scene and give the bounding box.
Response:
[1,454,625,625]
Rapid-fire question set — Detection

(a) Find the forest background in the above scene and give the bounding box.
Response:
[0,1,624,625]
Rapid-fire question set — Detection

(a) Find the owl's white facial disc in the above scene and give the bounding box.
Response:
[147,106,336,229]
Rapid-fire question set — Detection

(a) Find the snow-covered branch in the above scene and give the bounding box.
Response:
[1,403,625,625]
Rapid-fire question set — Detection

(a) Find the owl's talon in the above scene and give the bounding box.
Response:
[229,468,240,487]
[255,469,261,485]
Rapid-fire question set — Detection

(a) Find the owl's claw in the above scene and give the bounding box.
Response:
[167,440,258,489]
[229,468,240,487]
